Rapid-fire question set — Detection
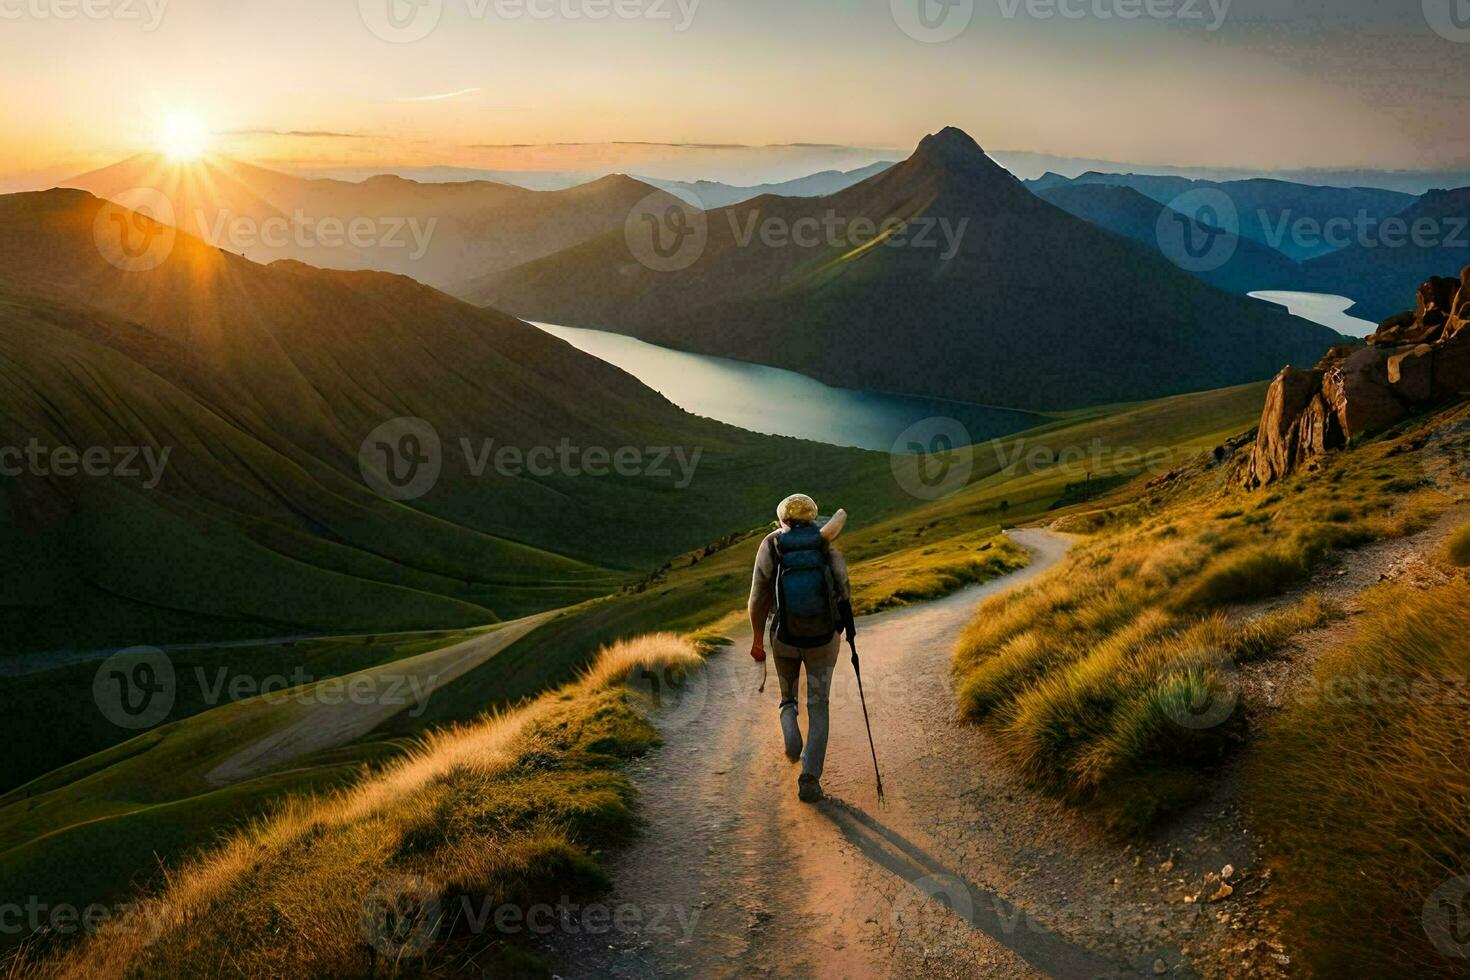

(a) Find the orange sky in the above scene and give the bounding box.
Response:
[4,0,1469,190]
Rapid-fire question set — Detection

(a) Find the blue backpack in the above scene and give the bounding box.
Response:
[770,523,840,648]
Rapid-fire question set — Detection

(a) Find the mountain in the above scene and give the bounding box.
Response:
[62,154,658,297]
[1031,172,1417,261]
[1033,182,1304,295]
[644,162,896,208]
[0,188,897,654]
[1301,187,1470,322]
[473,127,1343,412]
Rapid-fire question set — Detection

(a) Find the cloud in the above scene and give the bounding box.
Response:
[395,87,482,103]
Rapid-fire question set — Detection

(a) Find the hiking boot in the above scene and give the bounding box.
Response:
[798,774,823,803]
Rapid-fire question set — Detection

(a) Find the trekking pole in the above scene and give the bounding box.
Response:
[846,632,885,802]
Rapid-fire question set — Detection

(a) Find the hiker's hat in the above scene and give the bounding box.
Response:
[777,494,818,523]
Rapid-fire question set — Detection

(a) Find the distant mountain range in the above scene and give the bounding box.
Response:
[63,155,659,296]
[1031,183,1304,296]
[1298,186,1470,322]
[473,128,1343,412]
[1028,172,1416,261]
[0,188,897,653]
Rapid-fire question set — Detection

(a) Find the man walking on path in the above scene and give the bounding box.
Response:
[748,494,851,803]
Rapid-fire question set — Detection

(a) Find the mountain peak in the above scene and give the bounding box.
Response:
[912,127,990,168]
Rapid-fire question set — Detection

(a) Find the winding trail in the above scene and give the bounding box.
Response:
[547,529,1188,979]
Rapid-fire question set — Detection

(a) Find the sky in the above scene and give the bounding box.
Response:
[3,0,1469,190]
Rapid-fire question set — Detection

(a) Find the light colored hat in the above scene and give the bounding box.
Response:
[777,495,848,542]
[777,494,819,523]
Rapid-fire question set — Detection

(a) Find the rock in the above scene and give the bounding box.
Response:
[1221,864,1235,879]
[1243,264,1470,486]
[1387,345,1435,406]
[1324,346,1409,435]
[1153,958,1168,975]
[1211,882,1235,902]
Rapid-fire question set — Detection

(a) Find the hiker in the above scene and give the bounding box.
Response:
[748,494,853,803]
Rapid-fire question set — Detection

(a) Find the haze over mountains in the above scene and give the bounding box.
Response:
[474,128,1343,412]
[64,155,661,296]
[0,188,895,654]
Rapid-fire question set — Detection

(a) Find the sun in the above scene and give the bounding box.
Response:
[158,112,211,161]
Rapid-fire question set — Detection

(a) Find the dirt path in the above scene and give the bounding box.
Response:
[542,529,1202,979]
[205,612,555,785]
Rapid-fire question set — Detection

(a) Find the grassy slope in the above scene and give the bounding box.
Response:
[951,399,1463,837]
[1250,581,1470,979]
[0,378,1268,950]
[0,190,905,654]
[13,635,704,979]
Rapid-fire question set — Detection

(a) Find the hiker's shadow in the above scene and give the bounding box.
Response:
[814,797,1188,980]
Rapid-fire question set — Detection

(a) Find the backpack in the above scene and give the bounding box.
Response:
[770,523,840,648]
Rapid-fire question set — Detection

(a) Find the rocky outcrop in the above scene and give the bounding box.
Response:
[1243,265,1470,487]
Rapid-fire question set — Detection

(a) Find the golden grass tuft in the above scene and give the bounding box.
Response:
[17,634,702,980]
[1446,521,1470,567]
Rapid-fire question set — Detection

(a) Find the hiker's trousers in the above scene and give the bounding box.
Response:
[773,637,840,780]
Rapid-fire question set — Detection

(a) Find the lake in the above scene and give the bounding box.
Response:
[1250,290,1378,338]
[531,322,1045,452]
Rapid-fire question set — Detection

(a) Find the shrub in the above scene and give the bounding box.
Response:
[1446,522,1470,567]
